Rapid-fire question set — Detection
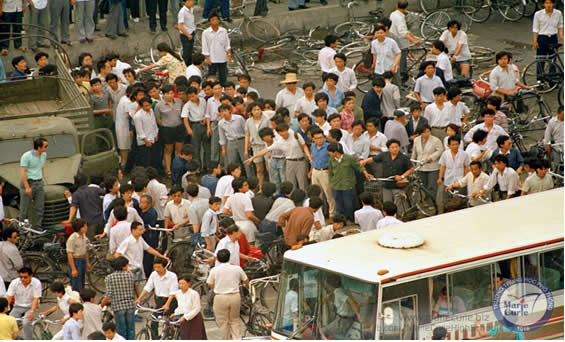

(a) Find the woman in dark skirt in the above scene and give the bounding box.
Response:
[171,275,208,340]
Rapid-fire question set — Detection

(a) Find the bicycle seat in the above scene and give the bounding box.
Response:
[47,224,66,233]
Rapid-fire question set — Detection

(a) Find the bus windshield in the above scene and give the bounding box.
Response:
[274,260,378,340]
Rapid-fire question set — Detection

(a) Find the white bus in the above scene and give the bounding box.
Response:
[271,188,564,340]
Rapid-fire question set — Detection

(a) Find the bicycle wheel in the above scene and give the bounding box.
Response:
[523,0,537,16]
[231,52,250,76]
[259,35,295,51]
[259,281,279,308]
[461,0,492,22]
[420,0,440,14]
[352,59,373,94]
[558,84,563,107]
[245,18,280,42]
[496,0,525,21]
[248,311,273,336]
[410,185,437,217]
[421,11,451,41]
[394,193,412,222]
[334,21,374,37]
[136,328,151,340]
[517,92,553,128]
[192,280,210,299]
[151,32,175,64]
[87,254,113,294]
[167,241,195,275]
[23,253,65,302]
[33,322,53,340]
[522,59,563,94]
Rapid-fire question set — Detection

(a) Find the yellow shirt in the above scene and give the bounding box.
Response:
[0,314,18,340]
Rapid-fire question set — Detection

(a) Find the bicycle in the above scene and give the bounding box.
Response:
[31,314,60,340]
[521,43,564,94]
[333,1,375,38]
[86,238,113,295]
[240,276,279,337]
[151,225,196,276]
[464,0,525,22]
[135,305,181,340]
[447,189,490,207]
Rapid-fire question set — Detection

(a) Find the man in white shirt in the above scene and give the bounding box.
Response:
[215,164,241,207]
[276,73,305,115]
[532,0,564,82]
[446,160,490,206]
[354,193,383,232]
[371,26,401,77]
[294,82,317,117]
[108,207,133,254]
[135,258,178,338]
[414,61,444,107]
[465,129,489,162]
[309,215,347,242]
[438,136,470,213]
[424,86,450,141]
[544,107,564,169]
[464,109,507,151]
[186,53,204,79]
[389,0,422,83]
[133,98,160,168]
[114,222,169,279]
[178,0,196,65]
[222,178,260,243]
[489,51,530,97]
[207,249,249,340]
[164,185,191,239]
[329,53,358,92]
[146,168,168,224]
[445,87,470,127]
[521,159,554,195]
[182,87,210,172]
[201,12,231,84]
[318,35,338,80]
[7,267,42,340]
[480,154,521,200]
[376,202,403,229]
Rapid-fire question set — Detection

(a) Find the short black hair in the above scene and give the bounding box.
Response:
[102,321,117,332]
[71,218,87,232]
[227,162,241,175]
[324,34,338,46]
[312,108,327,118]
[19,267,33,276]
[334,53,346,62]
[470,160,482,169]
[193,52,205,65]
[447,135,461,145]
[217,249,231,263]
[386,138,401,148]
[360,192,373,205]
[397,0,408,9]
[88,331,107,340]
[447,19,461,30]
[50,282,65,294]
[78,52,93,66]
[280,181,294,195]
[486,95,502,110]
[383,201,397,216]
[315,92,329,104]
[186,183,199,197]
[446,86,461,100]
[481,108,495,117]
[327,142,343,154]
[372,77,385,88]
[106,73,118,82]
[69,303,84,316]
[496,135,510,147]
[433,87,447,96]
[432,326,448,340]
[209,196,222,205]
[153,257,168,267]
[472,129,488,143]
[0,297,9,313]
[325,73,339,83]
[34,51,49,62]
[112,256,129,271]
[308,196,323,209]
[493,154,508,165]
[80,288,97,302]
[496,51,511,63]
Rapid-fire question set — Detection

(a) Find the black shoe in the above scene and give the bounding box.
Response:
[321,0,328,4]
[80,38,87,44]
[223,17,233,22]
[288,7,297,10]
[298,5,309,9]
[61,40,72,46]
[37,43,50,48]
[86,38,94,43]
[105,34,117,39]
[118,32,129,37]
[150,27,156,33]
[94,27,101,32]
[161,27,168,32]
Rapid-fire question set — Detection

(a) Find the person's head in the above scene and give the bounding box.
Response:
[90,78,103,92]
[446,86,461,103]
[496,135,512,151]
[71,218,88,235]
[333,53,347,70]
[123,68,136,84]
[408,103,421,119]
[169,184,184,203]
[231,177,248,193]
[302,81,316,98]
[50,281,65,297]
[275,123,291,139]
[261,182,276,198]
[366,118,378,134]
[202,80,214,97]
[495,51,511,67]
[342,96,355,112]
[327,142,344,158]
[291,189,306,205]
[120,183,134,202]
[448,136,461,152]
[359,192,373,206]
[208,10,221,27]
[3,227,18,243]
[146,81,160,99]
[472,129,488,145]
[96,59,111,75]
[432,326,448,340]
[104,74,118,90]
[311,109,327,126]
[328,113,342,129]
[311,128,325,146]
[397,0,408,10]
[88,331,106,340]
[18,267,33,286]
[131,85,147,102]
[382,201,397,216]
[217,248,231,263]
[33,137,48,152]
[139,194,153,211]
[374,25,387,41]
[386,139,401,155]
[130,221,145,238]
[34,52,49,68]
[0,297,9,313]
[493,154,509,171]
[421,61,436,77]
[297,113,311,130]
[431,40,448,55]
[372,77,385,92]
[324,73,339,88]
[183,0,194,8]
[69,303,84,320]
[417,124,432,139]
[393,109,407,125]
[351,120,365,137]
[237,74,251,89]
[178,275,193,292]
[446,123,460,137]
[80,287,96,303]
[469,160,482,177]
[433,86,447,102]
[315,92,330,109]
[447,19,461,34]
[280,181,294,196]
[80,65,93,80]
[248,101,263,118]
[157,43,183,63]
[308,196,323,211]
[160,84,174,102]
[153,257,168,275]
[535,159,550,178]
[543,0,556,10]
[227,163,242,177]
[102,322,118,339]
[79,52,93,67]
[206,196,221,212]
[481,108,495,125]
[324,34,339,48]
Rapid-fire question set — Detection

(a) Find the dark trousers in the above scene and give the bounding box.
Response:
[208,62,228,86]
[69,257,86,292]
[147,0,168,30]
[136,144,161,169]
[253,0,268,15]
[142,230,158,278]
[0,11,23,50]
[332,189,354,221]
[399,48,408,83]
[536,34,559,81]
[121,0,129,28]
[202,0,229,19]
[180,33,194,66]
[128,0,140,17]
[114,308,135,340]
[190,122,211,171]
[151,296,178,338]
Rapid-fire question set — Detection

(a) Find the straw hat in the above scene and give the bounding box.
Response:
[280,73,299,84]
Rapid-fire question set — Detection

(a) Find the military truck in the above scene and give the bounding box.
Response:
[0,52,119,227]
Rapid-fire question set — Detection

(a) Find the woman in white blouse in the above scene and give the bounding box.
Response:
[171,276,207,340]
[439,20,472,78]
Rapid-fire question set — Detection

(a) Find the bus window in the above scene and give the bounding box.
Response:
[449,265,491,314]
[523,253,539,280]
[540,248,564,292]
[383,279,431,325]
[431,275,452,320]
[381,296,416,340]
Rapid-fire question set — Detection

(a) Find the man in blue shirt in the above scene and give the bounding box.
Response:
[310,128,335,218]
[10,56,29,80]
[171,144,192,186]
[63,303,84,340]
[490,135,524,174]
[19,137,48,226]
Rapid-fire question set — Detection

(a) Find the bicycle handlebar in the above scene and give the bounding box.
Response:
[448,190,489,203]
[136,304,164,313]
[148,225,174,232]
[10,219,47,235]
[549,171,564,179]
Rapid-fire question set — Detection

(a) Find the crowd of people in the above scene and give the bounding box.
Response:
[0,0,563,340]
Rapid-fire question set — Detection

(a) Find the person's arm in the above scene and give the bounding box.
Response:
[245,146,270,164]
[146,246,170,261]
[133,114,152,147]
[437,165,446,186]
[64,205,77,223]
[134,289,149,305]
[28,297,40,320]
[225,32,232,64]
[20,166,31,196]
[392,52,401,73]
[39,304,59,317]
[67,251,78,278]
[138,63,159,73]
[182,104,193,136]
[278,209,291,228]
[244,128,251,159]
[177,21,192,39]
[245,210,260,225]
[371,53,376,71]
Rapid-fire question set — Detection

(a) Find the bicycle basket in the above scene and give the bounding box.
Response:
[472,80,492,99]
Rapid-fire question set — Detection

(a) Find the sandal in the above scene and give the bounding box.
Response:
[167,170,172,178]
[17,46,26,52]
[1,49,8,55]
